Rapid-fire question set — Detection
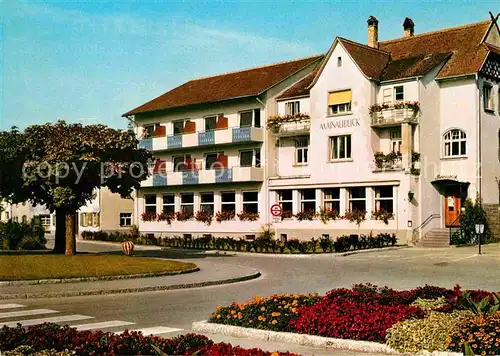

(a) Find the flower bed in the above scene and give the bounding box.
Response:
[0,324,298,356]
[209,284,500,354]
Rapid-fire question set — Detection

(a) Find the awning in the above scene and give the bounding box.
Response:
[328,90,352,106]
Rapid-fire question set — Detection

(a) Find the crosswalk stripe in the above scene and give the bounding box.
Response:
[0,304,26,310]
[2,314,93,327]
[72,320,136,331]
[131,326,183,335]
[0,309,58,319]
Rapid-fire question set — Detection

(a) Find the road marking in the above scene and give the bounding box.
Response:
[0,304,26,310]
[2,314,93,327]
[131,326,183,335]
[72,320,136,331]
[450,254,479,262]
[0,309,58,319]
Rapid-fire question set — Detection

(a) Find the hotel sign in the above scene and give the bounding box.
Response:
[320,118,360,130]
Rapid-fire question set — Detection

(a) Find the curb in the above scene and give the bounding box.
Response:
[0,271,261,300]
[165,245,410,258]
[192,321,461,356]
[0,267,200,286]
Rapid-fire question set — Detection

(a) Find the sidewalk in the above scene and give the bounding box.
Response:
[0,243,261,299]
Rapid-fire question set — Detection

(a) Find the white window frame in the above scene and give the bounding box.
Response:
[144,194,157,214]
[390,128,402,153]
[200,192,214,214]
[329,102,351,116]
[277,190,293,218]
[120,213,132,227]
[220,191,236,214]
[443,129,467,157]
[374,186,394,214]
[242,191,259,214]
[484,84,494,111]
[348,187,366,212]
[40,215,51,227]
[329,135,352,161]
[394,86,404,102]
[180,193,194,214]
[299,189,316,212]
[285,101,300,115]
[323,188,340,212]
[162,193,175,214]
[295,136,309,165]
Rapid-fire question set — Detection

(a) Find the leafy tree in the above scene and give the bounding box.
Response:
[0,121,152,255]
[455,198,491,244]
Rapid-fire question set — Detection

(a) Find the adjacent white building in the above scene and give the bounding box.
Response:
[125,15,500,245]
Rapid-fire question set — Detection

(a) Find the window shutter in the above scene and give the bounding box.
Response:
[328,90,352,106]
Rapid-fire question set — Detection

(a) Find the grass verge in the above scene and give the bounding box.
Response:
[0,253,197,281]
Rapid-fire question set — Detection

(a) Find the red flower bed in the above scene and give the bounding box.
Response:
[289,298,425,342]
[0,323,298,355]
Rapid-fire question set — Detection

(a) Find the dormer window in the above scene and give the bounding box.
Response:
[328,89,352,116]
[394,86,404,101]
[285,101,300,115]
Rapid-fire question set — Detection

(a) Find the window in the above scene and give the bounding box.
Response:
[254,109,261,127]
[162,194,175,214]
[329,135,352,160]
[242,191,258,214]
[39,215,51,227]
[285,101,300,115]
[21,215,27,223]
[255,149,261,167]
[173,154,191,171]
[295,136,309,165]
[144,194,157,214]
[200,192,214,214]
[390,128,402,153]
[142,124,157,138]
[328,89,352,115]
[394,86,404,101]
[348,187,366,212]
[204,115,217,131]
[278,190,293,217]
[79,212,99,227]
[323,188,340,212]
[221,191,236,213]
[337,56,342,67]
[173,120,184,135]
[240,111,253,127]
[180,193,194,214]
[120,213,132,227]
[374,186,394,213]
[484,85,494,111]
[205,153,219,170]
[299,189,316,212]
[239,150,254,167]
[382,88,392,104]
[443,129,467,157]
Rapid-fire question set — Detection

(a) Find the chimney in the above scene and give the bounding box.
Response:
[403,17,415,37]
[367,16,379,48]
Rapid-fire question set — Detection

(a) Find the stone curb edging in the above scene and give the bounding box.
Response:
[0,271,261,300]
[165,245,409,258]
[191,321,461,356]
[0,267,200,286]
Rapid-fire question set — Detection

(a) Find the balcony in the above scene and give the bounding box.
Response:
[139,125,264,151]
[373,152,403,172]
[267,114,311,137]
[370,102,419,127]
[141,166,264,187]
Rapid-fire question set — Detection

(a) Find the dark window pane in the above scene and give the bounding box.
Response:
[460,141,466,155]
[350,187,365,199]
[278,190,293,201]
[145,195,156,205]
[255,149,261,167]
[346,135,351,158]
[221,192,235,202]
[452,142,459,155]
[163,205,175,214]
[173,121,184,135]
[163,194,174,204]
[324,200,340,212]
[377,186,393,198]
[173,157,185,172]
[221,204,235,213]
[301,189,316,200]
[324,188,340,200]
[240,111,252,127]
[254,109,261,127]
[201,204,213,214]
[240,151,253,167]
[205,116,216,131]
[181,205,194,214]
[243,191,258,202]
[281,202,293,216]
[201,192,214,203]
[378,200,394,213]
[181,193,194,204]
[205,154,218,170]
[146,206,157,213]
[302,201,315,212]
[243,203,258,214]
[351,200,366,211]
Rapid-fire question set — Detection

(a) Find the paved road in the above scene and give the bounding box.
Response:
[2,242,500,355]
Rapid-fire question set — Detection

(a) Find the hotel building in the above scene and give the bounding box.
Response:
[124,15,500,245]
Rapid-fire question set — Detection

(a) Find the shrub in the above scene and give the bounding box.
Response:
[447,313,500,355]
[0,219,47,250]
[411,297,448,311]
[386,310,473,353]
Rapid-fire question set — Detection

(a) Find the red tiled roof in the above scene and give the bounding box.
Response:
[379,21,491,79]
[338,38,390,79]
[123,55,323,116]
[380,52,452,81]
[276,73,314,100]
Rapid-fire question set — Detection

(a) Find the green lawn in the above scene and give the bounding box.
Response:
[0,253,197,281]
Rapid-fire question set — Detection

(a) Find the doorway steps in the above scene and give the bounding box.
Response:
[417,228,451,248]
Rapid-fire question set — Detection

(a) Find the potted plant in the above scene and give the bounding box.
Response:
[194,210,213,225]
[318,208,340,224]
[294,210,316,221]
[141,212,157,222]
[157,211,174,225]
[374,151,385,168]
[343,209,366,226]
[175,210,193,222]
[237,212,260,222]
[371,209,394,224]
[215,210,235,223]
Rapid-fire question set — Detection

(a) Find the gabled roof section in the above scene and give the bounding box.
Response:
[276,72,315,100]
[123,55,323,116]
[379,20,491,79]
[380,52,452,81]
[337,38,391,79]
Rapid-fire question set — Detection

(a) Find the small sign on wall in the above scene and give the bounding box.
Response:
[447,197,455,208]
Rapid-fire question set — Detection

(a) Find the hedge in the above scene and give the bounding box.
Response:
[0,220,46,250]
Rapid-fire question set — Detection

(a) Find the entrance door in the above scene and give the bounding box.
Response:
[444,196,461,227]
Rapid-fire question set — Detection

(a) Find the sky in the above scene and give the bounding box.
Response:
[0,0,498,130]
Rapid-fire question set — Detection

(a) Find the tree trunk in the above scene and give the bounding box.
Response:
[65,213,76,256]
[53,208,66,254]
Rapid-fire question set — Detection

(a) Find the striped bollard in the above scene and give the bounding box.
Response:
[121,241,135,256]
